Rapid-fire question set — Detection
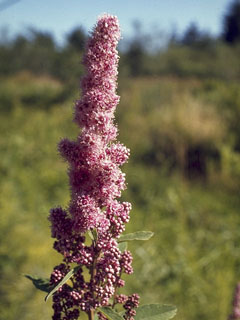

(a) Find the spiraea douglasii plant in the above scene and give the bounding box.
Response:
[26,14,177,320]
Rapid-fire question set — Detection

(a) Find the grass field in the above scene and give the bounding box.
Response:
[1,74,240,320]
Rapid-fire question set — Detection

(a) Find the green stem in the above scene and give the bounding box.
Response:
[112,271,122,309]
[87,309,95,320]
[88,237,99,320]
[62,300,69,317]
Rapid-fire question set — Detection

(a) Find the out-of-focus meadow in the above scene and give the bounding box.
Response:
[1,2,240,320]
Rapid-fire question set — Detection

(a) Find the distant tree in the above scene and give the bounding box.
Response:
[223,0,240,44]
[24,29,57,75]
[29,29,56,50]
[125,20,146,76]
[126,40,145,76]
[182,23,201,45]
[13,35,28,50]
[67,27,86,51]
[181,23,212,48]
[168,28,179,47]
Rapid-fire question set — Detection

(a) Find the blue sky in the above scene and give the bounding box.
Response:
[0,0,231,44]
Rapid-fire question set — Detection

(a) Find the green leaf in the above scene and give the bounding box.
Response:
[118,231,154,242]
[24,274,52,293]
[118,241,128,252]
[135,304,177,320]
[88,229,98,241]
[45,266,80,302]
[98,307,123,320]
[88,230,94,241]
[92,229,98,241]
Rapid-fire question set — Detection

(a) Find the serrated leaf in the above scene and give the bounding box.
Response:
[118,231,154,242]
[118,242,128,252]
[135,304,177,320]
[25,274,52,293]
[98,307,123,320]
[45,266,80,302]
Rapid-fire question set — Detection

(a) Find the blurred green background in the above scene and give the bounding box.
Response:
[1,1,240,320]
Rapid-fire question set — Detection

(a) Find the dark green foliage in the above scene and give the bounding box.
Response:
[24,275,52,293]
[124,20,147,77]
[223,0,240,44]
[67,27,86,51]
[1,21,240,82]
[180,23,212,49]
[0,27,84,86]
[125,40,145,77]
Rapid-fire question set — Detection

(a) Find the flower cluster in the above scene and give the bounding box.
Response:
[48,14,139,320]
[229,283,240,319]
[114,294,140,320]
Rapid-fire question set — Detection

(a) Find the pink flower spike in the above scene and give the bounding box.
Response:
[48,14,138,320]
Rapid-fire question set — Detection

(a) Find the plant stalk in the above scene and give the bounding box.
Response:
[87,240,98,320]
[87,309,95,320]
